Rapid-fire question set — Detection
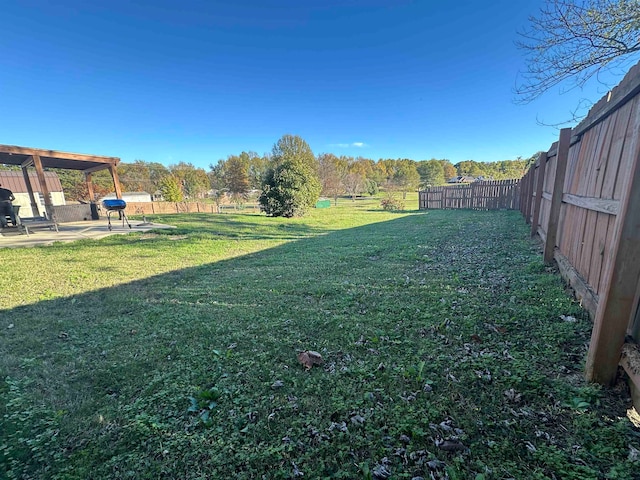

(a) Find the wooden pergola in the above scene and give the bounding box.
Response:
[0,144,122,219]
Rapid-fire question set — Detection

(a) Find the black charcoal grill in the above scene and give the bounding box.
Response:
[102,199,131,231]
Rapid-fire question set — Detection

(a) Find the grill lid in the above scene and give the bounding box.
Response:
[102,199,127,210]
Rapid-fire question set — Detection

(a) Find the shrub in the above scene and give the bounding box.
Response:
[259,134,321,218]
[259,160,321,217]
[380,195,405,211]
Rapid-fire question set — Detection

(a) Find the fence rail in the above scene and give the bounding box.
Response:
[419,179,521,210]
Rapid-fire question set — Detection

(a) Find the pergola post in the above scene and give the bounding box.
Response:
[85,172,95,202]
[108,165,123,199]
[31,153,53,219]
[20,157,40,217]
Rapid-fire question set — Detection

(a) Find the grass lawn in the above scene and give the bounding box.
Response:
[1,197,639,479]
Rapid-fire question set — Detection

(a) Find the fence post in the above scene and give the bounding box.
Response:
[530,152,548,237]
[585,124,640,384]
[543,128,571,264]
[520,171,529,216]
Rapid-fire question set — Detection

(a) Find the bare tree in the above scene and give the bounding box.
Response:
[516,0,640,103]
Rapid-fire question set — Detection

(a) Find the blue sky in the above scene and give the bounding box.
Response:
[0,0,629,169]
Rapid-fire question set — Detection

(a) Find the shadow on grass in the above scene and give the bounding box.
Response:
[132,213,331,242]
[1,210,635,479]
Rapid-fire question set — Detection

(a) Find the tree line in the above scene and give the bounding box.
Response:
[0,135,533,210]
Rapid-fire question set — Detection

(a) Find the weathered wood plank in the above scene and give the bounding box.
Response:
[620,343,640,410]
[589,212,610,297]
[554,249,599,318]
[586,97,640,385]
[531,153,547,237]
[562,193,620,215]
[601,101,634,200]
[615,96,640,200]
[544,128,572,264]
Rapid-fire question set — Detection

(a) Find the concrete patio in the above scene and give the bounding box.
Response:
[0,218,175,248]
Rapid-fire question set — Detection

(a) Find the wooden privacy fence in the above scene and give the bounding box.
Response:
[123,201,258,215]
[419,179,521,210]
[519,61,640,393]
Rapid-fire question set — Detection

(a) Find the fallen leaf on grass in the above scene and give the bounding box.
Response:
[628,445,640,461]
[484,323,506,334]
[372,464,391,479]
[435,438,466,452]
[504,388,522,403]
[297,350,323,370]
[470,334,482,343]
[426,459,447,469]
[292,461,304,477]
[627,407,640,427]
[350,414,365,425]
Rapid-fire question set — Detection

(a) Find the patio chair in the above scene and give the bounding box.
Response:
[1,205,21,228]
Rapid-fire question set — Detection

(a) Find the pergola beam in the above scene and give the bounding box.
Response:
[0,144,119,163]
[82,164,113,174]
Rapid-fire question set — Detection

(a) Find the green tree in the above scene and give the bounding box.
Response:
[169,162,209,199]
[147,162,170,196]
[223,154,251,202]
[259,135,321,217]
[441,160,457,180]
[247,152,270,190]
[207,162,227,210]
[57,169,113,201]
[117,160,168,195]
[364,179,379,196]
[271,134,317,171]
[160,175,184,202]
[393,159,421,199]
[455,161,485,177]
[376,159,397,188]
[516,0,640,102]
[416,160,446,188]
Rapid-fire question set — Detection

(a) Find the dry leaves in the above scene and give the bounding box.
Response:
[435,438,466,452]
[297,350,323,370]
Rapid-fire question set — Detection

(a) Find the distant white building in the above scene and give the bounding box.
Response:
[0,170,66,217]
[102,192,152,203]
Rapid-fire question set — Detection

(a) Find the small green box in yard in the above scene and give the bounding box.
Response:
[315,199,331,208]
